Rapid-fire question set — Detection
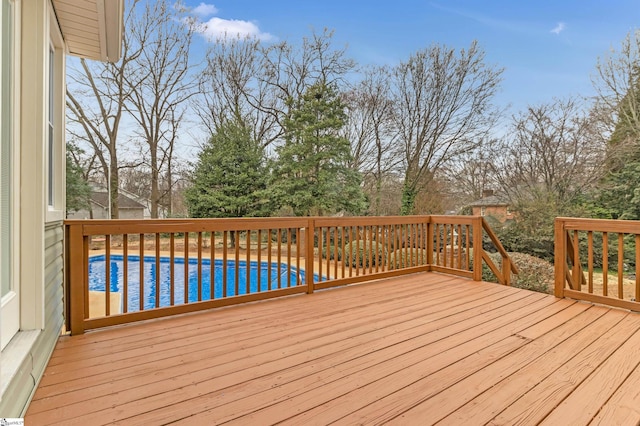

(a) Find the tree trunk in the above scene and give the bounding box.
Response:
[109,152,119,219]
[150,144,159,218]
[400,182,417,215]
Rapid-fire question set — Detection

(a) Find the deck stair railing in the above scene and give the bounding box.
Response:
[555,217,640,311]
[65,215,516,334]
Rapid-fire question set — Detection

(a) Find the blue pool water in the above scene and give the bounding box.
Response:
[88,255,318,313]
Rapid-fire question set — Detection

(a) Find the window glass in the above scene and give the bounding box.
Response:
[1,0,12,298]
[48,46,54,207]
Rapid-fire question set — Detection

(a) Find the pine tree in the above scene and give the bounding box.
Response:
[66,144,91,214]
[185,119,270,219]
[271,82,367,216]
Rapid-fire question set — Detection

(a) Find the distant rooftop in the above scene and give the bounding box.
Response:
[469,190,509,207]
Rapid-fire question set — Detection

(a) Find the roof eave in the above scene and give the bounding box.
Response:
[52,0,124,63]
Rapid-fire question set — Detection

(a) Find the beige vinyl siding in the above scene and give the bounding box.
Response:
[0,222,64,416]
[33,221,64,384]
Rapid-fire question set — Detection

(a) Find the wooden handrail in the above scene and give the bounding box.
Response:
[64,215,516,334]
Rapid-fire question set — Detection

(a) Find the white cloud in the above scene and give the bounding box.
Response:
[550,22,566,35]
[192,3,217,18]
[199,17,275,42]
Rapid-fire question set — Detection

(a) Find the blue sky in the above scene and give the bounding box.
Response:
[182,0,640,115]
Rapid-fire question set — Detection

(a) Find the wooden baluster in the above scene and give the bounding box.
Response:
[296,228,301,286]
[333,227,339,279]
[287,228,292,288]
[449,224,455,269]
[603,232,608,297]
[170,233,175,305]
[349,226,354,277]
[105,235,111,316]
[403,224,408,269]
[618,233,624,299]
[465,225,470,270]
[267,229,272,291]
[277,228,283,288]
[341,227,347,277]
[155,233,161,308]
[139,233,144,311]
[235,230,240,295]
[257,230,262,290]
[376,226,382,271]
[368,226,373,273]
[435,224,441,266]
[357,226,362,274]
[210,232,215,299]
[123,234,128,313]
[572,230,580,291]
[197,232,203,301]
[587,231,593,294]
[184,232,189,303]
[457,224,462,269]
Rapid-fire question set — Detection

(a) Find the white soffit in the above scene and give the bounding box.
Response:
[51,0,124,62]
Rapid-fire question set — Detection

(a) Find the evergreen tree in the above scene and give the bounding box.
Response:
[596,70,640,219]
[185,120,270,219]
[271,82,367,216]
[66,144,91,213]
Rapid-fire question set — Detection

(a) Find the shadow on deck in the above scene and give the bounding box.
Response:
[25,272,640,425]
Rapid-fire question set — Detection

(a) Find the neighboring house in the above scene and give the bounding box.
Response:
[469,190,514,223]
[119,187,167,219]
[67,191,145,220]
[0,0,123,416]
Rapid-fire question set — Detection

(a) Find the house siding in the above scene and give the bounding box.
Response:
[0,222,64,416]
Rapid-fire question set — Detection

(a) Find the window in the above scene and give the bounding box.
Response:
[48,46,54,206]
[46,8,64,222]
[480,207,486,216]
[1,0,16,351]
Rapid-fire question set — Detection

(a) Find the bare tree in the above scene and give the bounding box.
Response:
[124,0,197,218]
[195,36,280,147]
[442,138,500,207]
[342,65,401,214]
[495,98,607,205]
[197,28,354,148]
[66,2,142,218]
[391,41,503,214]
[592,29,640,148]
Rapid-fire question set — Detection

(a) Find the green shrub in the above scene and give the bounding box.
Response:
[482,252,554,294]
[388,248,429,270]
[343,240,385,267]
[321,245,338,260]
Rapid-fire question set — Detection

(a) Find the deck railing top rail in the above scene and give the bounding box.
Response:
[64,215,516,334]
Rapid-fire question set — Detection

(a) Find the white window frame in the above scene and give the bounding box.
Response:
[45,7,64,223]
[0,0,19,351]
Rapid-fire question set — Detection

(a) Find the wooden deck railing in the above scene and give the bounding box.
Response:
[555,217,640,311]
[65,215,516,334]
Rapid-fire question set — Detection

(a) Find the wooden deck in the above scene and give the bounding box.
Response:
[25,272,640,425]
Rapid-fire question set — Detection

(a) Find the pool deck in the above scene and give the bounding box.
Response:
[25,272,640,425]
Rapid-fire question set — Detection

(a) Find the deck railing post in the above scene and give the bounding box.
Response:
[502,256,511,286]
[67,223,86,335]
[305,219,315,294]
[472,217,483,281]
[554,218,566,298]
[426,216,434,270]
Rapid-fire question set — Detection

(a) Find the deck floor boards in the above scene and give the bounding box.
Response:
[24,272,640,425]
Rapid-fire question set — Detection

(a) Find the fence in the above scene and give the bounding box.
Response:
[555,217,640,311]
[65,215,516,334]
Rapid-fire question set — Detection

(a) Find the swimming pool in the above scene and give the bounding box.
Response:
[88,255,317,312]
